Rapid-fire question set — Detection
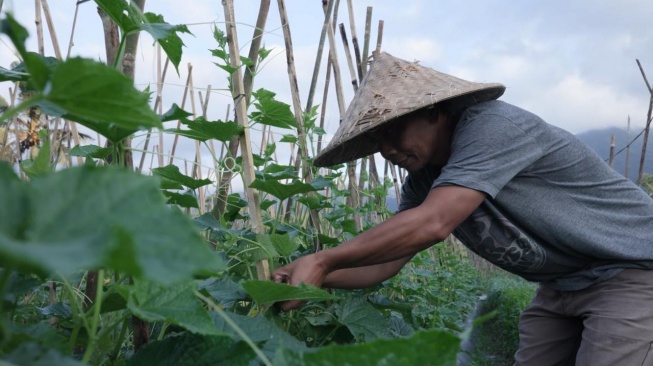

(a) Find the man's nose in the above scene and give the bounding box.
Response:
[379,139,397,158]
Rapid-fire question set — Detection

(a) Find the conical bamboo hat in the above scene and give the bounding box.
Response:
[313,52,505,167]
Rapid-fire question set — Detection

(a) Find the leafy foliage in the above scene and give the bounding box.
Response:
[0,11,487,366]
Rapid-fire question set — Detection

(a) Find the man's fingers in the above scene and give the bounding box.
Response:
[272,273,289,283]
[280,300,305,312]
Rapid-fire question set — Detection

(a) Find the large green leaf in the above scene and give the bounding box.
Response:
[0,16,48,90]
[211,312,308,358]
[273,329,460,366]
[44,57,161,138]
[94,0,140,34]
[336,295,393,342]
[162,190,199,209]
[126,332,255,366]
[142,13,191,73]
[250,89,297,129]
[159,103,192,122]
[269,233,300,257]
[0,164,28,239]
[128,280,223,335]
[0,165,222,284]
[0,343,84,366]
[199,277,247,308]
[249,180,316,201]
[152,164,212,189]
[241,280,338,305]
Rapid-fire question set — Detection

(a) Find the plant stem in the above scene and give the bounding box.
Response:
[82,269,104,363]
[195,291,272,366]
[108,315,131,362]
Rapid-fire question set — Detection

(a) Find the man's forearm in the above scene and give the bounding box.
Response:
[322,256,412,289]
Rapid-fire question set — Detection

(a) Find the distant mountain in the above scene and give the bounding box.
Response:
[384,126,653,212]
[575,126,653,182]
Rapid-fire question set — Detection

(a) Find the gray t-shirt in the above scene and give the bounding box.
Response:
[398,100,653,291]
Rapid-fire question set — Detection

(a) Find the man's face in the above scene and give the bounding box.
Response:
[370,109,453,173]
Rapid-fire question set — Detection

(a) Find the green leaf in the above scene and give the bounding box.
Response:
[20,136,52,178]
[1,343,85,366]
[0,66,28,82]
[43,57,161,141]
[0,164,29,239]
[159,103,192,122]
[182,117,243,142]
[126,332,255,366]
[241,280,338,305]
[1,14,28,57]
[336,295,392,342]
[0,165,221,284]
[162,190,199,209]
[152,164,213,189]
[297,195,333,210]
[249,180,316,201]
[142,13,192,74]
[199,277,247,308]
[280,134,298,144]
[128,280,223,335]
[94,0,140,33]
[250,89,297,129]
[250,234,280,262]
[68,144,113,159]
[273,329,460,366]
[269,233,300,257]
[259,163,298,180]
[37,302,73,319]
[211,312,308,358]
[0,16,50,90]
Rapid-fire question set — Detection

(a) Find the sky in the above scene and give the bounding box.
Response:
[1,0,652,186]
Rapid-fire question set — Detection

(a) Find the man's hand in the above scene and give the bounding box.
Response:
[271,253,328,311]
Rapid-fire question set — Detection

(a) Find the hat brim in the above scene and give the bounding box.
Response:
[313,52,505,167]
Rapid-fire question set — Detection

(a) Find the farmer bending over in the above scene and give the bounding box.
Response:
[272,52,653,366]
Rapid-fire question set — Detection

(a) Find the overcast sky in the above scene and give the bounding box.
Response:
[2,1,652,183]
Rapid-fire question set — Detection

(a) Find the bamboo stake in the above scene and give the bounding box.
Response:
[625,116,631,178]
[346,0,363,80]
[361,7,372,74]
[137,57,169,172]
[609,133,615,168]
[65,0,82,59]
[338,24,358,91]
[40,0,83,168]
[188,66,206,213]
[168,63,192,166]
[636,59,653,185]
[40,0,62,60]
[34,0,45,55]
[212,0,270,220]
[222,0,268,280]
[304,0,335,113]
[276,0,324,250]
[321,0,362,231]
[156,45,164,168]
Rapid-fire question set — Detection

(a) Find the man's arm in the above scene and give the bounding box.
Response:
[272,185,484,310]
[322,256,413,289]
[317,185,485,271]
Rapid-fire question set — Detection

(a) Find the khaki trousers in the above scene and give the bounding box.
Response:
[514,269,653,366]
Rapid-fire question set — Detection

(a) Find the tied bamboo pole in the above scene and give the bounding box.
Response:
[636,59,653,185]
[212,0,270,220]
[321,0,363,231]
[276,0,323,251]
[625,116,631,178]
[609,133,615,168]
[222,0,269,281]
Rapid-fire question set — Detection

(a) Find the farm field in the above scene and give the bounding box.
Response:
[1,1,652,365]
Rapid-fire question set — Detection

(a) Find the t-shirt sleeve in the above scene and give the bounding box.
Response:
[433,112,544,197]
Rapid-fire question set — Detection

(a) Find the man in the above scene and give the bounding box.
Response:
[272,52,653,365]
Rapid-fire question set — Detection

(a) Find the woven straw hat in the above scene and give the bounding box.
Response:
[313,52,506,167]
